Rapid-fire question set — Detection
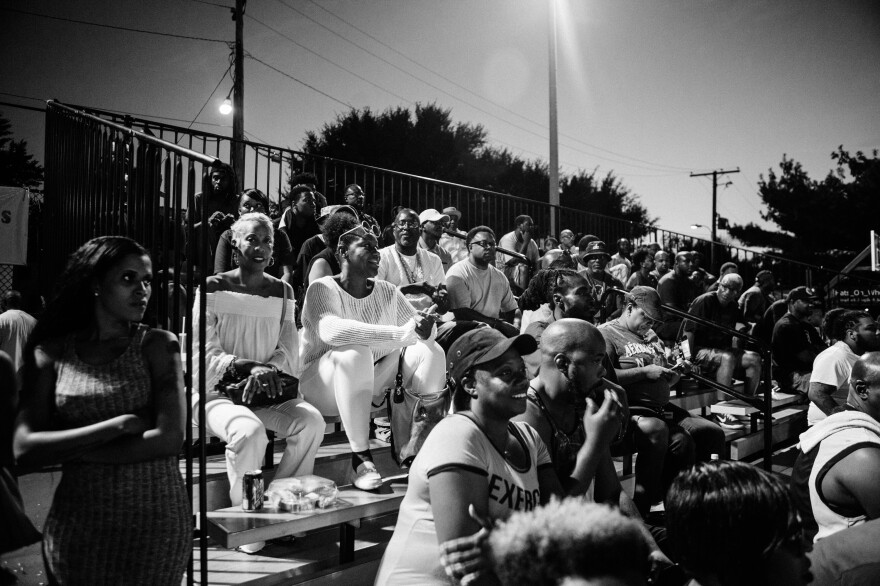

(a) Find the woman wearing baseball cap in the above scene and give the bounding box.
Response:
[375,327,622,584]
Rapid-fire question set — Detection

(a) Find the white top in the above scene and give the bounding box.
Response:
[809,341,859,425]
[0,308,36,377]
[439,232,468,264]
[377,245,446,288]
[191,290,298,402]
[446,259,518,318]
[798,411,880,542]
[298,276,429,376]
[497,231,539,290]
[375,414,552,585]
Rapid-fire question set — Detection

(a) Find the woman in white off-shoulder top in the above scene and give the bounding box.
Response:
[298,225,446,490]
[192,213,324,552]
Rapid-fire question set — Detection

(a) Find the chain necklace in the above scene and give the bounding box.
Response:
[394,249,424,284]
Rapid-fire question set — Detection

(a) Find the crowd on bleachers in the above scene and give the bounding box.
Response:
[2,166,878,585]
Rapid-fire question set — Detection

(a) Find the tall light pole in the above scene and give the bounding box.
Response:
[231,0,246,192]
[547,0,560,237]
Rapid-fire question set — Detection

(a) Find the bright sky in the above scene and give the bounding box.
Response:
[2,0,878,237]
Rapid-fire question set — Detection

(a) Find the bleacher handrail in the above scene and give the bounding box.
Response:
[602,287,774,470]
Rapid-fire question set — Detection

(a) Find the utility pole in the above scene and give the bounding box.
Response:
[231,0,246,192]
[690,167,739,271]
[547,0,559,237]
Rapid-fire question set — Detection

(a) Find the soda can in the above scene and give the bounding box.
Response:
[242,470,264,511]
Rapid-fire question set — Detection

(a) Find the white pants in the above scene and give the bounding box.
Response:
[201,397,325,506]
[299,341,446,452]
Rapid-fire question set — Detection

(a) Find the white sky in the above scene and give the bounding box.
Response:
[2,0,878,237]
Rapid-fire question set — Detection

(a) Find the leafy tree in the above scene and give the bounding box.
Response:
[297,103,654,232]
[0,114,44,188]
[728,148,880,267]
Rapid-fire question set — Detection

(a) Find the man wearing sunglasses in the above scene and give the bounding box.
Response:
[446,226,519,337]
[601,286,725,514]
[342,184,381,238]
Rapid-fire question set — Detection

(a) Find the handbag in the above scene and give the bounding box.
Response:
[216,284,300,407]
[376,348,451,468]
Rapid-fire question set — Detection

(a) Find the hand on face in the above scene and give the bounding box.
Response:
[582,389,621,448]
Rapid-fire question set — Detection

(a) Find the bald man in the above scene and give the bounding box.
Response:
[540,229,578,269]
[512,319,670,566]
[791,351,880,545]
[684,273,763,426]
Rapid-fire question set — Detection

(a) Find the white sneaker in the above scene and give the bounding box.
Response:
[716,413,745,430]
[351,461,383,491]
[236,540,266,554]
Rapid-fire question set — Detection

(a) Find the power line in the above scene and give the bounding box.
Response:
[2,7,229,43]
[187,65,232,129]
[245,13,413,105]
[245,53,353,109]
[187,0,234,8]
[303,0,694,174]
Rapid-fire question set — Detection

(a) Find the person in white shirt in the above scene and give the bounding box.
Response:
[0,290,37,387]
[417,208,453,273]
[377,208,446,303]
[438,206,468,264]
[299,225,445,490]
[446,226,519,337]
[497,215,539,294]
[808,310,880,425]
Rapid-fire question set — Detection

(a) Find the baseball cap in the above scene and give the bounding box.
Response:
[626,286,663,322]
[318,204,358,222]
[418,208,451,225]
[447,328,538,384]
[755,270,775,284]
[787,286,820,305]
[442,206,462,220]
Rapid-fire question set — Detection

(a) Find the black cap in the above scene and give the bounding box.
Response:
[447,328,537,384]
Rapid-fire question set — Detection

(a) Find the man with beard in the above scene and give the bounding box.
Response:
[418,208,453,273]
[602,287,725,513]
[656,250,697,344]
[577,240,625,322]
[685,273,763,428]
[772,286,826,395]
[447,226,519,337]
[514,319,670,567]
[807,310,880,425]
[342,183,381,237]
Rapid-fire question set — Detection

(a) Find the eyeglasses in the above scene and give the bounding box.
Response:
[469,240,497,249]
[395,220,420,229]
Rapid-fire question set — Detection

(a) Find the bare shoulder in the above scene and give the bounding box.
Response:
[141,328,180,359]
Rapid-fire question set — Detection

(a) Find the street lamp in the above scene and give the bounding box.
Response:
[219,87,233,115]
[690,224,709,232]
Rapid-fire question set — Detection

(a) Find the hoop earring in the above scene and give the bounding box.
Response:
[268,257,275,267]
[232,249,240,267]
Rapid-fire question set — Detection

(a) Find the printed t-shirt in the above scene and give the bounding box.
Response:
[377,246,446,288]
[375,414,552,585]
[599,320,671,409]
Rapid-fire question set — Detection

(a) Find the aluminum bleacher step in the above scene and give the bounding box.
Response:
[728,406,808,461]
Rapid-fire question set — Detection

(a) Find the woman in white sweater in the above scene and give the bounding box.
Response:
[299,225,446,490]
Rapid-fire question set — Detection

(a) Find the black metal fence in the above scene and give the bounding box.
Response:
[43,100,216,585]
[51,101,880,305]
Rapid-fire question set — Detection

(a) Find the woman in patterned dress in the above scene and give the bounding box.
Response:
[14,236,190,585]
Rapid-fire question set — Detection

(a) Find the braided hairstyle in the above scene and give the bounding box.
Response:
[518,268,582,312]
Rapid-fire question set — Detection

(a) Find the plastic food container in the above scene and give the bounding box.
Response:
[265,475,339,513]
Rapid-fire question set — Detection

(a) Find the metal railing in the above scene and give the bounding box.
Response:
[51,102,880,302]
[44,100,217,585]
[602,288,774,470]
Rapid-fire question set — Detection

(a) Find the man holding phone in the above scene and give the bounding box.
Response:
[600,287,726,514]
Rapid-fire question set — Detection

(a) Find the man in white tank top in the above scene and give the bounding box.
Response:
[791,351,880,544]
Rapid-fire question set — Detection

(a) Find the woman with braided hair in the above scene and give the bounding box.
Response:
[519,268,599,335]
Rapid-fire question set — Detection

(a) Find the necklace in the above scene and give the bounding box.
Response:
[394,249,423,284]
